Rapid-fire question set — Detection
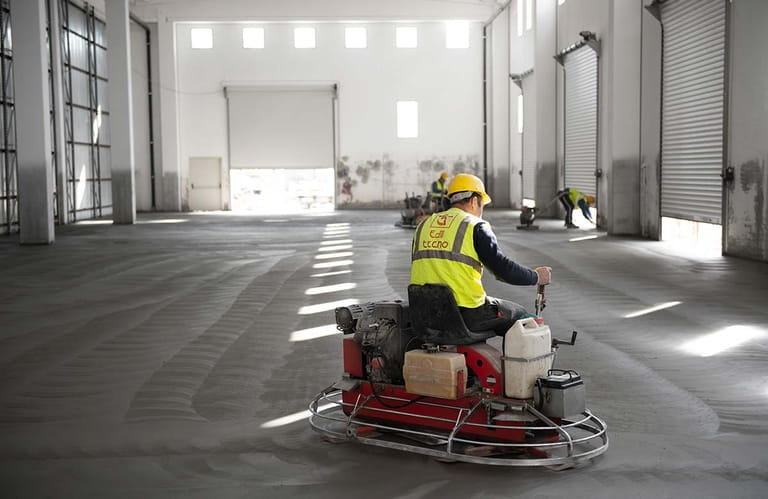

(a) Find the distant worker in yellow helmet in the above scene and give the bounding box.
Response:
[556,187,595,229]
[428,171,450,212]
[411,173,552,335]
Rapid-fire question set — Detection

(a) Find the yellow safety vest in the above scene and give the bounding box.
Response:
[430,179,445,199]
[410,207,486,308]
[568,188,585,204]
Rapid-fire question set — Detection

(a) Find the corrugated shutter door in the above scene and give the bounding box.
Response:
[226,86,335,169]
[521,72,536,199]
[563,46,598,196]
[660,0,725,224]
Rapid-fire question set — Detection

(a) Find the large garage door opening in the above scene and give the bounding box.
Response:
[225,84,336,214]
[231,168,333,213]
[659,0,726,254]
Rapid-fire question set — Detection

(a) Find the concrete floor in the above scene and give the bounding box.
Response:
[0,209,767,498]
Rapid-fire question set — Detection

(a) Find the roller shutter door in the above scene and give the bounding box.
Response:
[660,0,726,224]
[521,72,536,200]
[225,85,335,170]
[563,46,598,196]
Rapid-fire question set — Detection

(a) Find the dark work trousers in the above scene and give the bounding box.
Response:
[558,195,575,225]
[460,297,529,336]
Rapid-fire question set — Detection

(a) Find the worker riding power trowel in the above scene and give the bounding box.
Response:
[309,283,609,468]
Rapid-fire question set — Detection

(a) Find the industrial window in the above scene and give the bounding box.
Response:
[243,27,264,49]
[517,94,524,134]
[397,101,418,138]
[345,27,367,48]
[294,27,316,48]
[191,28,213,49]
[445,21,469,49]
[396,27,418,48]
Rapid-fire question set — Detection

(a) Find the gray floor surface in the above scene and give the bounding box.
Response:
[0,210,766,498]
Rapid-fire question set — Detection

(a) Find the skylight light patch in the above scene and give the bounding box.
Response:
[396,27,418,48]
[294,27,316,49]
[345,27,367,48]
[445,21,469,49]
[191,28,213,49]
[243,27,264,49]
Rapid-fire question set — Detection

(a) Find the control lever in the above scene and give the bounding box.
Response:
[534,284,546,316]
[552,331,578,348]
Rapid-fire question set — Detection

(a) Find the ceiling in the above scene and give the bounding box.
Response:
[128,0,507,24]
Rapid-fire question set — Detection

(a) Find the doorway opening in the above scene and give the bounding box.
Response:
[230,168,334,214]
[661,217,722,256]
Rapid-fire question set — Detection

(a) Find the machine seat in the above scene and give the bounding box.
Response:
[407,284,496,345]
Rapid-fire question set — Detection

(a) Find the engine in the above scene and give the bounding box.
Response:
[335,301,419,384]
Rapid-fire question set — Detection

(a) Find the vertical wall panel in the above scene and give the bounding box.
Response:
[521,71,536,199]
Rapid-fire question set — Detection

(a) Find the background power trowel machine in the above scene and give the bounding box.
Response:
[309,284,608,468]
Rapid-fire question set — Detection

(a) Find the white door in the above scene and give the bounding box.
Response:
[189,157,222,211]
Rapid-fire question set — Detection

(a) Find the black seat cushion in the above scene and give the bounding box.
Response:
[407,284,495,345]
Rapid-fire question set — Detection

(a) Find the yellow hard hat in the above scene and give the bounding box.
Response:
[447,173,492,205]
[439,171,449,181]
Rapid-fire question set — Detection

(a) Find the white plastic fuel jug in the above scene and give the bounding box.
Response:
[503,317,553,399]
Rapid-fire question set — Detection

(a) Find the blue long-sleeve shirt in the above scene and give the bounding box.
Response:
[473,222,538,285]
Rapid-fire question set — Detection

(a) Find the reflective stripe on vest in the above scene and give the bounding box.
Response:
[410,209,486,308]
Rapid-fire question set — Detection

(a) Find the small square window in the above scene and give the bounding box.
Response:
[445,21,469,49]
[397,101,418,138]
[243,27,264,49]
[191,28,213,49]
[345,27,367,48]
[294,27,316,48]
[396,27,418,48]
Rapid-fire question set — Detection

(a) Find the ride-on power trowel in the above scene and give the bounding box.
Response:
[309,284,608,468]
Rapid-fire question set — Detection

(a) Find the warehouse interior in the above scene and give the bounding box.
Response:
[1,0,767,497]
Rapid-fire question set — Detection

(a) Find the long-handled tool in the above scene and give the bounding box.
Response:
[516,195,562,230]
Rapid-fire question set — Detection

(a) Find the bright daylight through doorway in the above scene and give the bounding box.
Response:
[661,217,722,257]
[230,168,335,214]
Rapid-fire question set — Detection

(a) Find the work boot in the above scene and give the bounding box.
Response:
[565,223,579,229]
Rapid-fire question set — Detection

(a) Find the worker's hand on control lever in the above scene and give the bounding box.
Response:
[535,266,552,286]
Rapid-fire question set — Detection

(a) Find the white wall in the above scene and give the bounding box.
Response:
[174,21,484,207]
[725,0,768,261]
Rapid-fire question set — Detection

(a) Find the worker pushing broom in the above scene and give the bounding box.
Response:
[517,187,596,230]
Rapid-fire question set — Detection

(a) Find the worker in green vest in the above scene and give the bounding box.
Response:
[411,173,552,335]
[428,172,450,212]
[556,187,595,229]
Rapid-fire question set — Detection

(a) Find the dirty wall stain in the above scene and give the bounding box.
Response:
[336,154,481,208]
